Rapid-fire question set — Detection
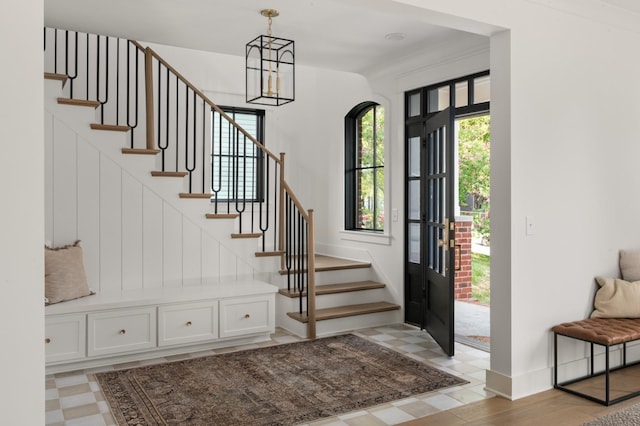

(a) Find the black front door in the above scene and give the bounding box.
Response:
[405,107,456,356]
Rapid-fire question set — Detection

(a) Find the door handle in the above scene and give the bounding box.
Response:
[438,218,455,250]
[439,218,449,251]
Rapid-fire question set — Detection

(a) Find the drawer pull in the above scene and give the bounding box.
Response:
[186,321,192,326]
[119,329,126,335]
[45,338,51,344]
[244,314,251,319]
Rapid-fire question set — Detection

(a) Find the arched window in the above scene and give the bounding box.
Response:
[345,102,384,231]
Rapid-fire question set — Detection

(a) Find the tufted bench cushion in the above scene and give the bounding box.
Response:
[552,318,640,346]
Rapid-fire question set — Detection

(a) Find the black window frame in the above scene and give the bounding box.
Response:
[345,101,384,232]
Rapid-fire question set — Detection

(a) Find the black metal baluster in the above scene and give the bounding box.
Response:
[259,157,270,251]
[115,40,120,125]
[305,220,309,316]
[201,99,206,194]
[285,195,292,293]
[185,88,196,193]
[126,41,140,148]
[211,111,222,213]
[95,35,109,124]
[65,31,79,98]
[297,209,303,315]
[175,75,180,172]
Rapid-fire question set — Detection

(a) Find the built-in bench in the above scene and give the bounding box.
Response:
[552,317,640,406]
[45,281,278,373]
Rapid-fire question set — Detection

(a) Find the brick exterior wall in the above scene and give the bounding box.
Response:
[454,216,473,300]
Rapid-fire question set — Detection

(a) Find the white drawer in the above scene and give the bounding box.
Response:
[158,301,218,347]
[88,307,156,357]
[45,314,86,363]
[219,295,274,338]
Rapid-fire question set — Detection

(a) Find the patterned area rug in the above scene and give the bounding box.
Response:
[96,334,467,425]
[581,403,640,425]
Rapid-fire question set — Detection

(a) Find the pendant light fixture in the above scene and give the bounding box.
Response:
[246,9,295,106]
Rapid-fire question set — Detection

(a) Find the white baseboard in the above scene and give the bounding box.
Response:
[485,367,553,400]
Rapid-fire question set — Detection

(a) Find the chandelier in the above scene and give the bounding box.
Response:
[246,9,295,106]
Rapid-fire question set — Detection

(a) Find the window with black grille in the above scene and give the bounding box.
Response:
[211,107,265,201]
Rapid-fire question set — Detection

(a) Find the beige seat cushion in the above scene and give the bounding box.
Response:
[591,277,640,318]
[45,241,93,305]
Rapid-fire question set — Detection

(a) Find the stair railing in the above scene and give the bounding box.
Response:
[44,27,317,339]
[142,46,282,250]
[283,186,317,339]
[44,28,146,147]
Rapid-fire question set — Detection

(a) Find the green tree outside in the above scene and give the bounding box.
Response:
[458,115,490,243]
[357,106,385,230]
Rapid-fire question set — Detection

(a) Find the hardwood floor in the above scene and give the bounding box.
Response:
[399,388,640,425]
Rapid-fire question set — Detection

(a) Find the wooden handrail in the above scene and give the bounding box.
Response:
[129,40,146,51]
[144,47,280,163]
[282,181,310,220]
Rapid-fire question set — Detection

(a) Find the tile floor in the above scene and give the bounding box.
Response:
[45,324,493,426]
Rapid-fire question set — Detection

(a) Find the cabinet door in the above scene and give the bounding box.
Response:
[158,301,218,347]
[45,314,86,363]
[87,307,156,356]
[219,295,274,338]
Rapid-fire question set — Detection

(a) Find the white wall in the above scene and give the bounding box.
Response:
[0,0,44,423]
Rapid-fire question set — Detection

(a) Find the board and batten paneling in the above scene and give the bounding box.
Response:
[76,135,101,289]
[52,117,78,244]
[121,171,144,290]
[45,112,254,292]
[99,155,123,290]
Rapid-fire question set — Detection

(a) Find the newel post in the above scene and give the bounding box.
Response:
[144,48,155,150]
[307,208,316,340]
[279,152,286,271]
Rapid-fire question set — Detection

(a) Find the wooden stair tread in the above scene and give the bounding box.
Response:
[180,193,211,199]
[90,123,131,132]
[279,254,371,275]
[231,233,262,239]
[150,171,188,177]
[57,98,100,108]
[44,72,67,85]
[205,213,239,219]
[255,251,284,258]
[121,148,161,155]
[287,302,400,323]
[279,280,385,298]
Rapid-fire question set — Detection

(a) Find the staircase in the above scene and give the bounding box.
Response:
[43,27,400,339]
[277,255,399,337]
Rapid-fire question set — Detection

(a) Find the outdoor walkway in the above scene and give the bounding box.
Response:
[455,300,490,351]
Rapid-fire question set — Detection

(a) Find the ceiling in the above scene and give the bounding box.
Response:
[44,0,490,75]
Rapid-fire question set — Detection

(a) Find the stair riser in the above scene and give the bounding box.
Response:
[314,310,403,337]
[272,268,375,289]
[275,309,403,339]
[278,288,388,311]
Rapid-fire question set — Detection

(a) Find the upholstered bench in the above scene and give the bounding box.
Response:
[552,318,640,405]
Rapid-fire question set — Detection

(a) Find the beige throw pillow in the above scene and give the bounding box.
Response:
[620,250,640,282]
[45,241,93,305]
[591,276,640,318]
